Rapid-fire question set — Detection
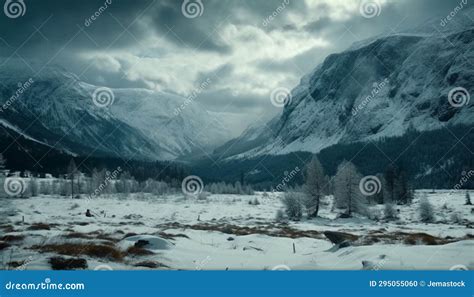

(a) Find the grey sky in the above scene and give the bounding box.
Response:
[0,0,467,134]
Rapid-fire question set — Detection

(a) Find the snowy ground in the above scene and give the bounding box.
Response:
[0,190,472,270]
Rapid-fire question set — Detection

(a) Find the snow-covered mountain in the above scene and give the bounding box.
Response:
[0,60,232,160]
[215,23,474,160]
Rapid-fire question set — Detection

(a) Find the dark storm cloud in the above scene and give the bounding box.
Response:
[0,0,153,53]
[0,0,469,134]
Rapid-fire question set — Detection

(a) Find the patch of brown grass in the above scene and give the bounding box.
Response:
[0,224,15,232]
[62,232,118,243]
[0,241,11,250]
[125,246,155,256]
[134,261,169,269]
[1,235,25,242]
[27,223,52,231]
[156,232,189,240]
[157,222,325,239]
[35,243,123,261]
[403,233,439,245]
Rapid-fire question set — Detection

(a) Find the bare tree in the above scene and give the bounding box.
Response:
[303,156,326,218]
[333,161,366,216]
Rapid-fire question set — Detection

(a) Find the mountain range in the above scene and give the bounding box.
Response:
[0,60,233,161]
[0,15,472,188]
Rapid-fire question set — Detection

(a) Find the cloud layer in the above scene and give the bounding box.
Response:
[0,0,467,134]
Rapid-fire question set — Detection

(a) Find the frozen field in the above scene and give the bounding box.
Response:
[0,190,473,270]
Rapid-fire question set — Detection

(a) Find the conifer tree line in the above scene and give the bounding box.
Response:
[0,154,255,197]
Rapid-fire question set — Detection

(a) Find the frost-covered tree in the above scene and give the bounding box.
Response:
[419,195,434,223]
[383,203,397,220]
[465,192,472,205]
[282,192,303,221]
[303,157,326,218]
[67,159,78,199]
[275,209,285,222]
[29,177,39,197]
[333,161,366,216]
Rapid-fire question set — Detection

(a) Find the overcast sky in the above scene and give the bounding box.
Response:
[0,0,468,134]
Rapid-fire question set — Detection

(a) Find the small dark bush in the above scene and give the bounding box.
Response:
[49,257,88,270]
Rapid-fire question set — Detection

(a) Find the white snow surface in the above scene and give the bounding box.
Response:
[0,190,472,270]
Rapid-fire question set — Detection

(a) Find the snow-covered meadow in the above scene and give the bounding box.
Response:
[0,190,472,270]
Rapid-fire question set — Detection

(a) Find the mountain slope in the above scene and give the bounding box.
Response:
[215,27,474,160]
[0,61,232,160]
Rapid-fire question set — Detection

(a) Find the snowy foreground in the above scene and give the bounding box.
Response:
[0,190,472,270]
